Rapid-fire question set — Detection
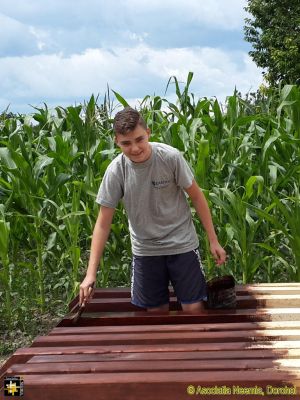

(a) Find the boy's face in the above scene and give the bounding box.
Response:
[115,125,152,163]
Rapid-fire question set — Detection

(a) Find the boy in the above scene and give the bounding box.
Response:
[79,107,226,313]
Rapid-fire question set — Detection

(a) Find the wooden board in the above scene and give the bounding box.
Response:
[1,283,300,400]
[68,284,300,310]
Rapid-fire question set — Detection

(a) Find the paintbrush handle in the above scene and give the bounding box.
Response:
[71,282,95,311]
[71,284,94,324]
[69,301,80,314]
[72,303,86,322]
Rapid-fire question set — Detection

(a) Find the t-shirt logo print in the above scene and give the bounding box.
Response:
[151,179,171,189]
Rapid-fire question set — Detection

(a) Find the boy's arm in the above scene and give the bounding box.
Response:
[79,205,115,305]
[185,180,226,265]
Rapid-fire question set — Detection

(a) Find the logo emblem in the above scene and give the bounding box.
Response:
[4,377,24,397]
[151,179,171,189]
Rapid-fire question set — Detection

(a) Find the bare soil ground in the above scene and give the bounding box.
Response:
[1,310,64,368]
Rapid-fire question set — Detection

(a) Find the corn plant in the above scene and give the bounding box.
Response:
[0,204,12,329]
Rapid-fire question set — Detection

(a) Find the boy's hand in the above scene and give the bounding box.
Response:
[79,277,95,306]
[210,241,227,266]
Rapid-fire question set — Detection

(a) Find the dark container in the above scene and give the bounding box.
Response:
[206,275,236,309]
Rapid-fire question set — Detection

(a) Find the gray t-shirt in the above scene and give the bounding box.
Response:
[96,142,199,256]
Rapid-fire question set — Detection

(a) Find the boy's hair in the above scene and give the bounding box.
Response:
[113,107,147,135]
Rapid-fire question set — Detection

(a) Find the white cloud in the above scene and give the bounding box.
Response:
[28,27,47,51]
[1,0,246,30]
[185,0,247,29]
[0,0,260,113]
[0,13,39,56]
[0,44,262,112]
[126,32,149,43]
[122,0,247,30]
[0,0,250,60]
[1,0,247,31]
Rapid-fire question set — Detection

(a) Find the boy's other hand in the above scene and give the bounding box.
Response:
[210,241,227,266]
[79,277,95,306]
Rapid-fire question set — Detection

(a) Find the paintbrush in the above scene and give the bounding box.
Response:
[70,284,94,325]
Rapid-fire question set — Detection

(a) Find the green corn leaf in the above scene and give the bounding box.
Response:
[244,175,264,200]
[33,155,54,179]
[112,90,130,107]
[0,148,17,169]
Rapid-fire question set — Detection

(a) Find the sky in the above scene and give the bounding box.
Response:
[0,0,263,114]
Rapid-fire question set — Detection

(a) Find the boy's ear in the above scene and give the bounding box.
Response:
[146,128,151,137]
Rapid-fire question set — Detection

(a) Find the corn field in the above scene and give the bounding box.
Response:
[0,73,300,334]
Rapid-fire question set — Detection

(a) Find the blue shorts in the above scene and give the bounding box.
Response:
[131,249,207,308]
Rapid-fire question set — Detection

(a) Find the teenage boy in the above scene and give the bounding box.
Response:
[79,107,226,313]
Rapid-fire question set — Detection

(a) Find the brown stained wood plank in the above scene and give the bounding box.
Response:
[31,330,300,348]
[58,308,300,327]
[75,308,300,317]
[3,284,300,398]
[68,288,131,309]
[82,298,144,312]
[4,386,296,400]
[49,321,300,336]
[3,387,296,400]
[27,369,295,382]
[2,371,299,400]
[68,284,300,309]
[86,294,300,303]
[69,297,178,312]
[69,294,300,311]
[0,354,32,381]
[27,348,300,364]
[7,358,300,375]
[25,340,300,353]
[67,295,300,314]
[8,342,300,360]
